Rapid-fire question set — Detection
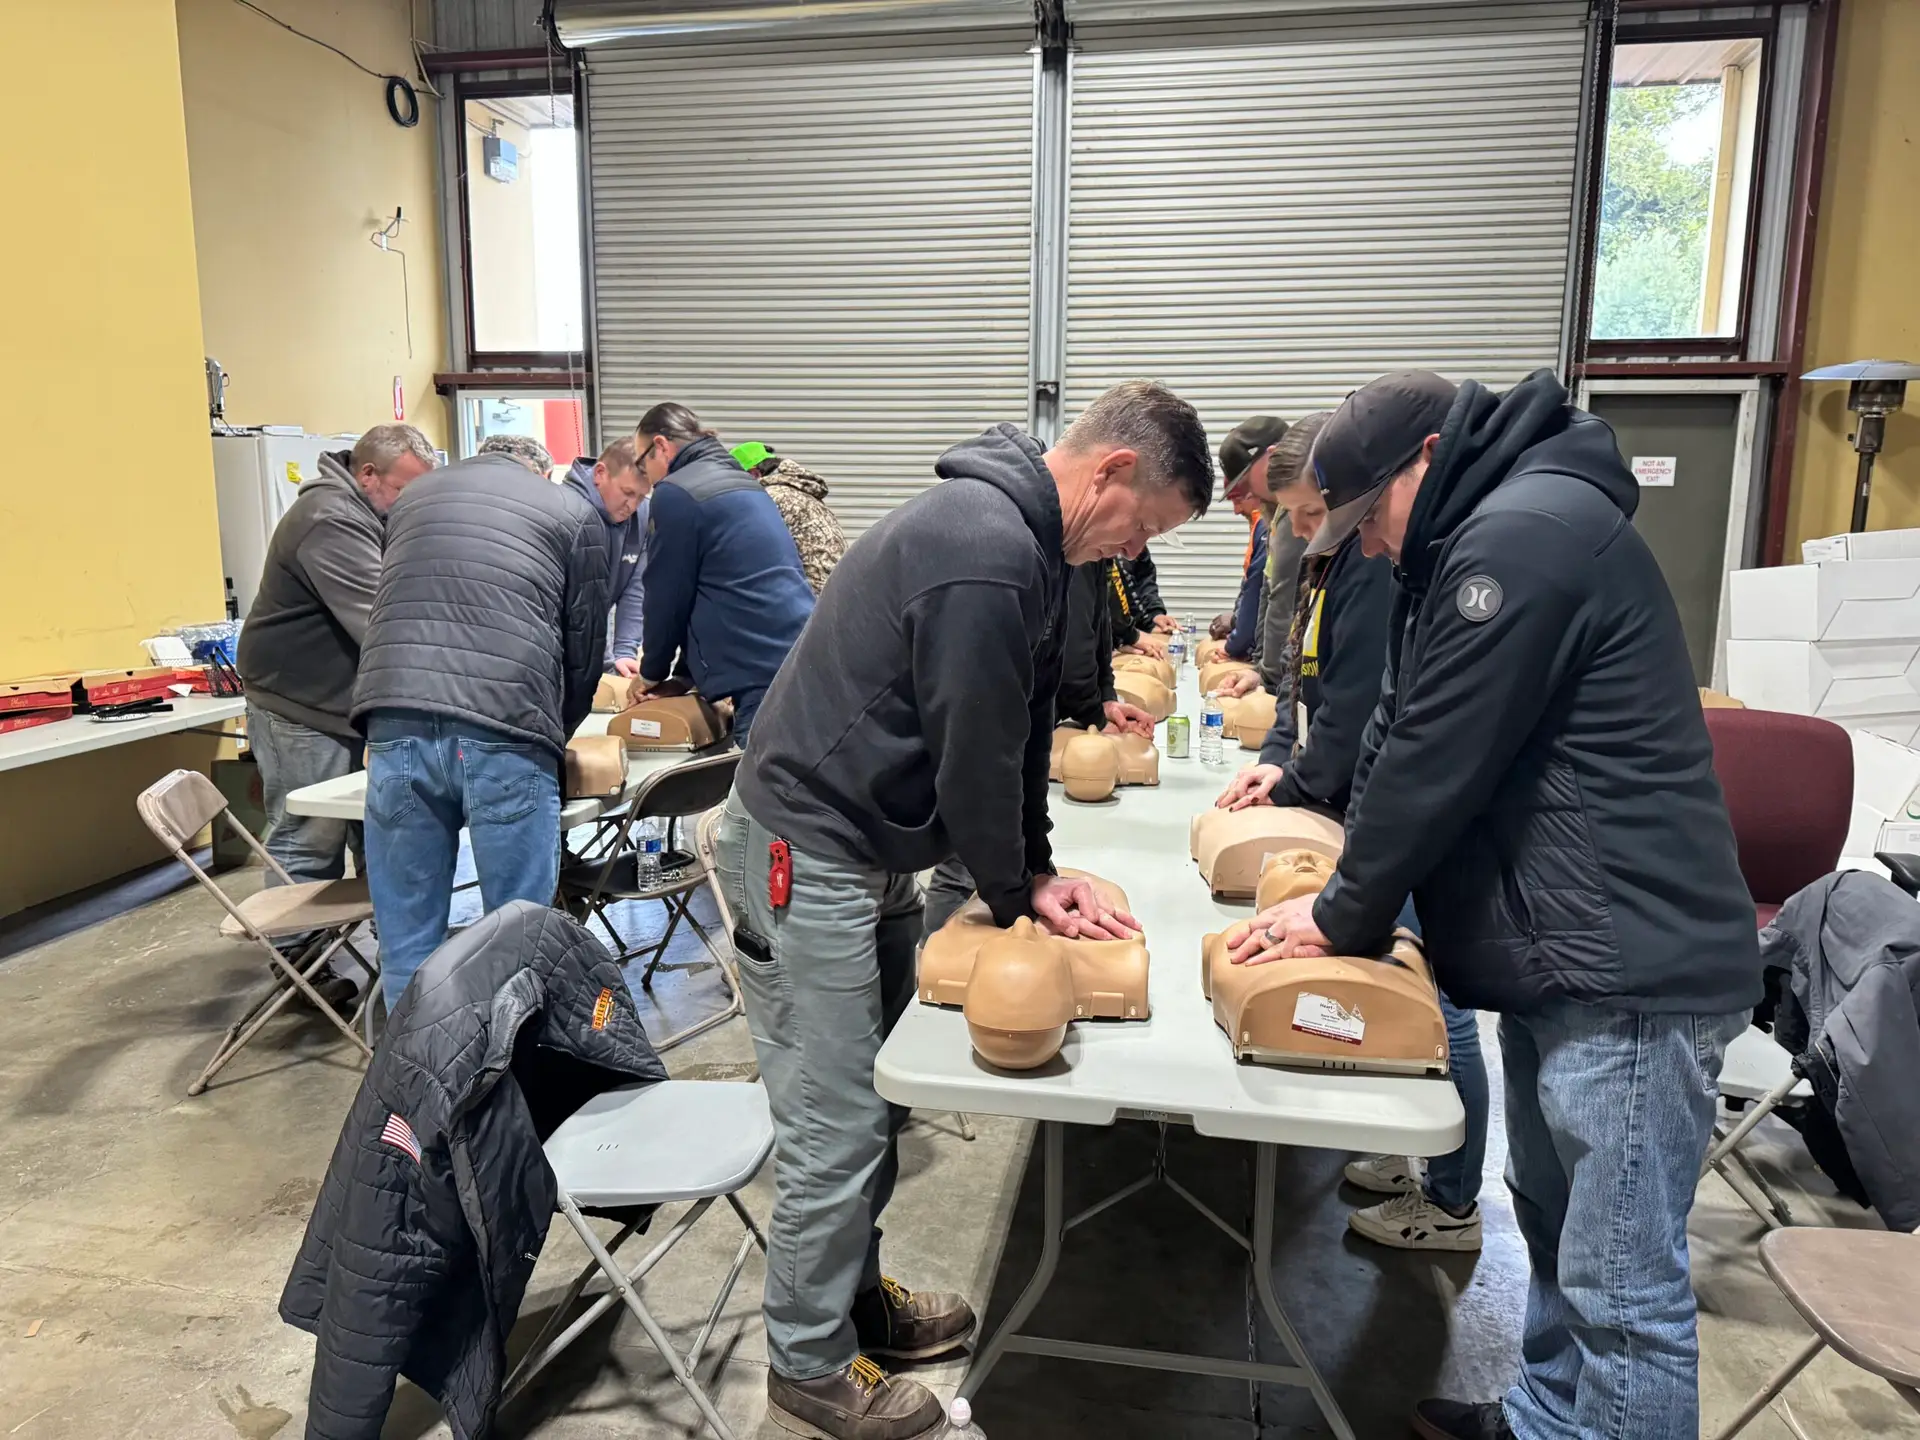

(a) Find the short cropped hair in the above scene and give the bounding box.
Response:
[351,423,436,476]
[478,432,553,474]
[598,435,641,474]
[637,402,716,446]
[1268,410,1332,493]
[1060,380,1213,519]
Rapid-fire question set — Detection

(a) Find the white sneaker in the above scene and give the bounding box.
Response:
[1342,1153,1423,1195]
[1347,1192,1483,1252]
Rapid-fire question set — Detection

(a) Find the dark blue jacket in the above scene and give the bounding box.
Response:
[638,437,814,702]
[564,459,648,666]
[1224,518,1267,660]
[1314,371,1759,1016]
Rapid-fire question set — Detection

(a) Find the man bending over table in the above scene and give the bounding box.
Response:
[716,381,1213,1440]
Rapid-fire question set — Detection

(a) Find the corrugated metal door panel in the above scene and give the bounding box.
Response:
[584,45,1035,535]
[1066,13,1588,614]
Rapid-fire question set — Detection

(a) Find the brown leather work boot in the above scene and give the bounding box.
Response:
[851,1276,978,1361]
[767,1356,944,1439]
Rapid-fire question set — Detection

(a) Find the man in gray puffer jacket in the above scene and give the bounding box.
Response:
[352,442,610,1009]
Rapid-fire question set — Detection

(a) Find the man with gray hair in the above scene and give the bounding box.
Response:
[238,423,437,1004]
[714,381,1212,1440]
[475,430,553,474]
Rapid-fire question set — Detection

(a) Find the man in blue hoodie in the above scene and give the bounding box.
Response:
[563,436,648,674]
[631,403,813,741]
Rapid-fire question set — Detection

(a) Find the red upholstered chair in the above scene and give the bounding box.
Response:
[1703,707,1853,929]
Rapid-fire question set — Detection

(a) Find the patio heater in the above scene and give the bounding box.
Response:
[1801,359,1920,532]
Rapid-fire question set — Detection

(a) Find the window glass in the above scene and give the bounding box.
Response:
[457,391,586,468]
[464,93,584,354]
[1592,38,1764,341]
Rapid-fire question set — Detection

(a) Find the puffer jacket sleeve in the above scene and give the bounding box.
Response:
[561,514,611,735]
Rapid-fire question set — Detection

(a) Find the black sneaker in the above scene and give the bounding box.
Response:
[1411,1398,1515,1440]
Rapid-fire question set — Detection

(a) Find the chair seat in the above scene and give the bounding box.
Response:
[546,1080,772,1207]
[220,876,374,939]
[559,850,704,900]
[1760,1228,1920,1388]
[1719,1026,1812,1102]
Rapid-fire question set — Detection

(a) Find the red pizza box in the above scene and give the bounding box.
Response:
[0,675,79,714]
[0,709,69,734]
[76,667,207,708]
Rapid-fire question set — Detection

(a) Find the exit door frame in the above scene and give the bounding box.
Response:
[1574,376,1765,692]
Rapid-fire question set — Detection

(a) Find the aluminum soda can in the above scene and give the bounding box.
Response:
[1166,715,1191,758]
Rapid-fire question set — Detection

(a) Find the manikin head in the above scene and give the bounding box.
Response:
[1219,414,1291,510]
[1044,381,1214,565]
[1304,371,1458,564]
[477,431,553,477]
[634,401,714,489]
[350,423,437,513]
[592,435,647,522]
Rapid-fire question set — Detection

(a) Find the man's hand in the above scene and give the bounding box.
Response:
[1214,669,1261,699]
[1102,700,1154,737]
[1215,763,1283,811]
[1209,612,1235,641]
[1128,630,1169,658]
[1031,873,1141,941]
[1151,614,1178,634]
[631,673,658,694]
[612,656,640,678]
[1226,894,1328,965]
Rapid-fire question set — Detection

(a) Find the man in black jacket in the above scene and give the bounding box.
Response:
[1104,546,1175,646]
[718,381,1212,1440]
[352,448,610,1009]
[1234,371,1760,1440]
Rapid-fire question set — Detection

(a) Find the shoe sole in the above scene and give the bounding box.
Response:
[866,1316,979,1362]
[1347,1213,1482,1253]
[768,1400,943,1440]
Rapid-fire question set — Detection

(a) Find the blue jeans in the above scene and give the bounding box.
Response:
[363,710,562,1009]
[1392,896,1489,1212]
[1500,1002,1746,1440]
[731,686,768,747]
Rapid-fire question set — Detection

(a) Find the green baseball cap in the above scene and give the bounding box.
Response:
[732,441,777,471]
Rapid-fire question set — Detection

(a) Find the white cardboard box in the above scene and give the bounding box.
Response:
[1802,527,1920,564]
[1724,639,1920,749]
[1728,559,1920,642]
[1842,730,1920,856]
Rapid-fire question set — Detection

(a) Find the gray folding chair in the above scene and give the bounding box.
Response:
[558,752,741,1052]
[1702,1025,1814,1229]
[136,768,378,1095]
[1708,1225,1920,1438]
[503,1080,773,1440]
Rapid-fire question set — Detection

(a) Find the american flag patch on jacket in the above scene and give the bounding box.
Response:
[380,1112,422,1164]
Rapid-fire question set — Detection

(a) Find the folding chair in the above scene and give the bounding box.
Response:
[1703,1025,1814,1229]
[503,1080,773,1440]
[557,752,741,1051]
[1707,1224,1920,1439]
[136,768,379,1096]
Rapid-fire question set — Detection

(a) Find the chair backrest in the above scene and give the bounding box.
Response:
[1704,707,1852,907]
[136,768,230,853]
[632,750,742,822]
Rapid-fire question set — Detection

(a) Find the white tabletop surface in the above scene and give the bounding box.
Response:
[282,713,703,827]
[0,696,246,776]
[875,671,1466,1156]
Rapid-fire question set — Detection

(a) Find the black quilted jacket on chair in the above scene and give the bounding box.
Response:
[280,902,666,1439]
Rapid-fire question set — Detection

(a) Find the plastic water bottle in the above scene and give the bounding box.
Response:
[1166,628,1186,671]
[1199,692,1225,765]
[635,818,665,889]
[943,1397,987,1438]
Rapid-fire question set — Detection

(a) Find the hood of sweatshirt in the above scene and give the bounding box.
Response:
[933,423,1065,569]
[1398,368,1637,594]
[313,451,380,521]
[564,456,613,522]
[762,457,831,501]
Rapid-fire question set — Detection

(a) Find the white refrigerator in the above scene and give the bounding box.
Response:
[210,429,357,618]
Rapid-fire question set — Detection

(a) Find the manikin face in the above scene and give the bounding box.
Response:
[1055,447,1197,565]
[595,460,646,523]
[1357,436,1437,562]
[358,451,434,515]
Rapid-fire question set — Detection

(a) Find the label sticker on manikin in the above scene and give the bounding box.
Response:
[633,719,662,737]
[1291,993,1365,1045]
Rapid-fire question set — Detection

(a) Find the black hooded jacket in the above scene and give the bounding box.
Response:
[1056,563,1117,730]
[1312,371,1760,1016]
[737,425,1069,926]
[281,903,666,1439]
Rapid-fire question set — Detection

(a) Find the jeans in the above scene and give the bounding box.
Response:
[363,710,562,1010]
[1425,992,1490,1212]
[1500,1002,1747,1440]
[247,703,362,884]
[919,856,977,944]
[730,686,769,747]
[714,787,922,1380]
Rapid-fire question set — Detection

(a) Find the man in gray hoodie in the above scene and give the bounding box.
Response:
[237,425,437,987]
[563,435,650,673]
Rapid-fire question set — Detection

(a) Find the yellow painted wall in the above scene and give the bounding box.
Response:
[1785,0,1920,548]
[176,0,450,446]
[0,0,228,917]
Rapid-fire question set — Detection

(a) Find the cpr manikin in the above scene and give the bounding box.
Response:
[608,692,731,750]
[919,873,1150,1070]
[1189,804,1343,898]
[1199,659,1259,696]
[563,734,628,799]
[1201,848,1448,1075]
[1111,670,1175,722]
[1221,690,1278,748]
[1112,653,1176,689]
[1048,725,1161,798]
[1195,637,1228,667]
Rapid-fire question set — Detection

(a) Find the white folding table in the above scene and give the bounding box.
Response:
[875,671,1463,1440]
[0,696,246,776]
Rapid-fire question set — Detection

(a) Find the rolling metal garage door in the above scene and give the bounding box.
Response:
[1064,5,1591,614]
[582,38,1036,536]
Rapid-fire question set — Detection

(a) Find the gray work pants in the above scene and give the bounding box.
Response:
[713,788,922,1380]
[247,702,363,884]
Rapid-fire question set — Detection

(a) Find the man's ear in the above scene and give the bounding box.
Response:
[1096,447,1139,489]
[1420,432,1441,464]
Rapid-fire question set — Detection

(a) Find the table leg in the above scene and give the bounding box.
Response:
[958,1120,1065,1402]
[1251,1143,1356,1440]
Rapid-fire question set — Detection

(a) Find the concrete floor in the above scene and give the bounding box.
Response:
[0,857,1913,1440]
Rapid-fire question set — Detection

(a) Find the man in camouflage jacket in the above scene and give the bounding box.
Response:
[735,443,849,595]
